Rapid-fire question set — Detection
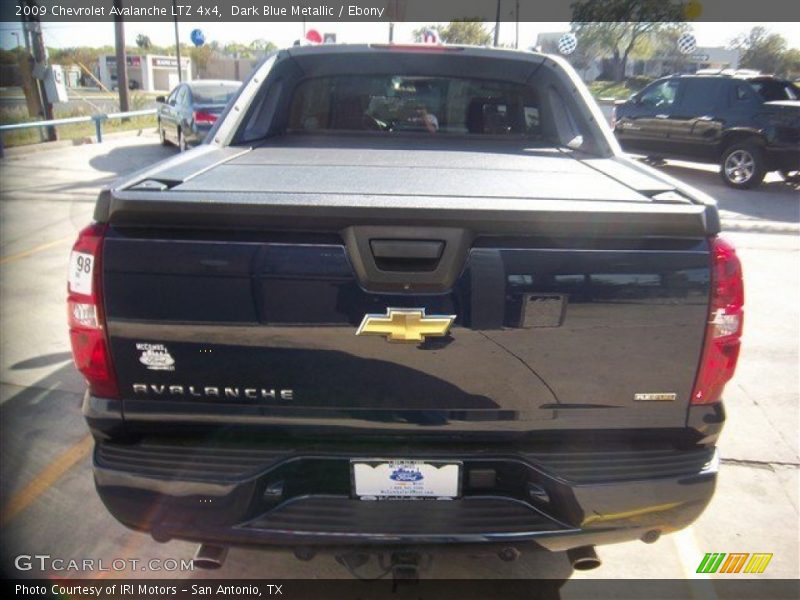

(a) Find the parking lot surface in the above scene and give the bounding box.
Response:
[0,132,797,588]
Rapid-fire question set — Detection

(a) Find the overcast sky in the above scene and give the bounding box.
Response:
[1,21,798,52]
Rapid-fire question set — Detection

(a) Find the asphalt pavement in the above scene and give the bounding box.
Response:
[0,132,797,589]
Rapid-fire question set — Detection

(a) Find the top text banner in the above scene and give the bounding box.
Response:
[3,0,799,23]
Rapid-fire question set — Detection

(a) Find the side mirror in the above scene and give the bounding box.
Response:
[155,95,166,104]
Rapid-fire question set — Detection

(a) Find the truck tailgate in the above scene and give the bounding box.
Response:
[102,228,710,435]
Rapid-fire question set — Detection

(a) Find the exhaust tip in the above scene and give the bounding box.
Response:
[498,547,521,562]
[192,544,229,570]
[151,530,171,544]
[567,545,601,571]
[641,529,661,544]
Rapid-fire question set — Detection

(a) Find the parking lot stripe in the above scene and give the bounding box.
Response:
[0,235,73,265]
[672,528,718,600]
[0,433,93,526]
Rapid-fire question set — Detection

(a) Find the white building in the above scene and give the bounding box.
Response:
[97,54,192,92]
[684,46,740,72]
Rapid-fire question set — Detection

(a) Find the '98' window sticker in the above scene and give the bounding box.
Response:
[68,251,94,295]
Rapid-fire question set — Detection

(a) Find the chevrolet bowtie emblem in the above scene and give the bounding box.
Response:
[356,308,456,343]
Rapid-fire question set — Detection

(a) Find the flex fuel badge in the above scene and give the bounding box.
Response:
[137,343,175,371]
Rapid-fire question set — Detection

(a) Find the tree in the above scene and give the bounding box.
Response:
[189,44,213,72]
[222,42,253,58]
[571,0,684,81]
[135,34,152,50]
[538,35,593,73]
[0,47,26,66]
[249,39,277,54]
[651,24,695,76]
[413,20,492,46]
[783,47,800,80]
[731,27,791,75]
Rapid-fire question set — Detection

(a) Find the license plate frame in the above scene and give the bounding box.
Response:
[350,459,462,500]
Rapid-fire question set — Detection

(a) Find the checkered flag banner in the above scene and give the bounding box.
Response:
[558,33,578,55]
[677,32,697,55]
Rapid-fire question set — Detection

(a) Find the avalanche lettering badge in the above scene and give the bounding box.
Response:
[137,343,175,371]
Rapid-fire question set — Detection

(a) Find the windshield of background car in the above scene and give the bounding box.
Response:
[748,79,800,101]
[191,84,240,104]
[287,75,542,136]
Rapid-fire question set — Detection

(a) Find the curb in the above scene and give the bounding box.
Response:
[721,219,800,235]
[1,128,158,158]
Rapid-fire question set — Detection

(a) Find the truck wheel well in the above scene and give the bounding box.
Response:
[719,132,765,156]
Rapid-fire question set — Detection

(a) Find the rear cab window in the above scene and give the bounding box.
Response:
[191,84,241,105]
[230,50,608,156]
[287,75,543,137]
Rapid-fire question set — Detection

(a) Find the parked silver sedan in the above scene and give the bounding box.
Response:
[156,80,241,151]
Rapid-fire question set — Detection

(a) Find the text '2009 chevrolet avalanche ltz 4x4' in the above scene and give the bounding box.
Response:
[68,44,743,573]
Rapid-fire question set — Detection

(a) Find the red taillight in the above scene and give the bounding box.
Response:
[193,110,217,125]
[691,237,744,405]
[67,223,119,399]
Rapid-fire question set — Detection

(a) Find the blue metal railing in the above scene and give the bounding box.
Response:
[0,108,157,157]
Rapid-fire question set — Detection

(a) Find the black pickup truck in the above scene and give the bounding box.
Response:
[613,73,800,189]
[68,45,743,573]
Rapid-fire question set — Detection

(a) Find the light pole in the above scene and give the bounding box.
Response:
[494,0,501,47]
[173,0,182,82]
[113,0,130,113]
[11,31,20,48]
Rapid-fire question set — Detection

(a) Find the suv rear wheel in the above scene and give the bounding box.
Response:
[720,142,766,189]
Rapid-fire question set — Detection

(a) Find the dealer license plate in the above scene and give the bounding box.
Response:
[351,459,461,499]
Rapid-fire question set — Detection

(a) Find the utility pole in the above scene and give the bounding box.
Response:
[17,25,44,141]
[113,0,130,113]
[494,0,501,47]
[515,0,519,49]
[24,4,56,141]
[173,0,182,82]
[389,23,394,43]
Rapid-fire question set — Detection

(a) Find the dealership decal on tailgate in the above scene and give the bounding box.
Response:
[352,460,461,499]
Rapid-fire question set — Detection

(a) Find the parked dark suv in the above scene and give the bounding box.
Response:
[613,73,800,189]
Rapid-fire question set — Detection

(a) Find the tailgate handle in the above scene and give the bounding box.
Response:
[370,240,444,259]
[344,227,471,293]
[370,240,445,272]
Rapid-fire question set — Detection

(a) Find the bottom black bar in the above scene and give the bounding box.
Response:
[3,579,799,600]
